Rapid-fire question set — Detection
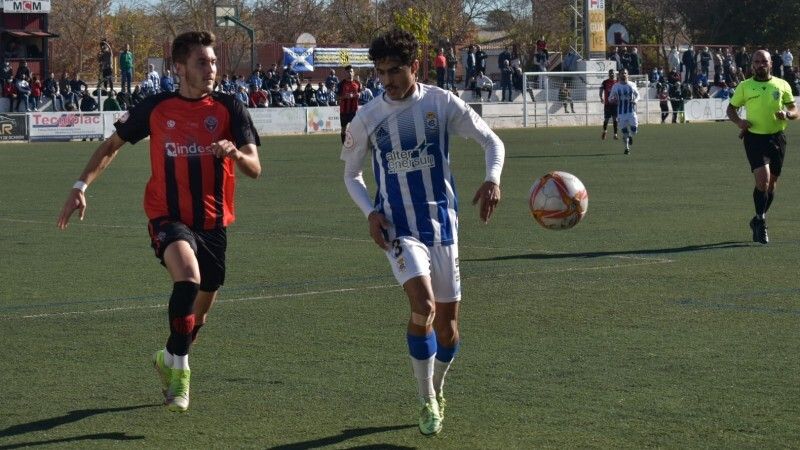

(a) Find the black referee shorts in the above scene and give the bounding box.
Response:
[743,131,787,176]
[148,218,227,292]
[603,105,618,120]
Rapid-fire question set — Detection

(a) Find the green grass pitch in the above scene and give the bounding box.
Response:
[2,122,800,448]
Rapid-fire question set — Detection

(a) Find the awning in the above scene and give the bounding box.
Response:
[3,30,58,38]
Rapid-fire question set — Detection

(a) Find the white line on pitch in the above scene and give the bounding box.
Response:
[1,258,672,321]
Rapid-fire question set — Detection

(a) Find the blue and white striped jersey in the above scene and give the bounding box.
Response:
[341,83,504,247]
[610,81,639,115]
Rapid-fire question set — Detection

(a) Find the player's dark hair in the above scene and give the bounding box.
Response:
[172,31,215,65]
[369,29,418,66]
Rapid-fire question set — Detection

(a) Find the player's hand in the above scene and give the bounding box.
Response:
[367,211,391,250]
[212,140,240,160]
[57,189,86,230]
[472,181,501,224]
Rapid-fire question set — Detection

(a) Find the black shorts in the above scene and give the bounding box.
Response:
[743,131,787,176]
[148,218,227,292]
[340,112,356,130]
[603,104,618,120]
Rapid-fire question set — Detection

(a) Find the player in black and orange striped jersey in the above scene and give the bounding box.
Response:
[599,69,619,140]
[57,31,261,413]
[337,64,362,143]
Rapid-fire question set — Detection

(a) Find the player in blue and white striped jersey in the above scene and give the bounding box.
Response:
[608,68,640,155]
[341,29,504,436]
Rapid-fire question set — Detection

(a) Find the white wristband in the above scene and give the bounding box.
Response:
[72,181,87,192]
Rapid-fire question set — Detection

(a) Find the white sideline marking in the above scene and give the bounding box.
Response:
[2,257,672,320]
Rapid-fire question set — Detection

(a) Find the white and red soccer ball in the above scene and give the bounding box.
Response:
[529,171,588,230]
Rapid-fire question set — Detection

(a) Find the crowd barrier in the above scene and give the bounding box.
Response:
[1,95,794,142]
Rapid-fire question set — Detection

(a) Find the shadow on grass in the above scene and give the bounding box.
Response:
[463,241,750,262]
[269,424,417,450]
[0,432,144,449]
[0,404,158,439]
[506,153,611,159]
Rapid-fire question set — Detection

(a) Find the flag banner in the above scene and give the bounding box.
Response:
[283,47,315,72]
[314,48,373,68]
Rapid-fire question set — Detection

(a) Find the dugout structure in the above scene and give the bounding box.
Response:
[0,0,58,79]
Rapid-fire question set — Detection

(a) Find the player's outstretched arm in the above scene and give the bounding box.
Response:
[472,181,501,224]
[57,133,126,230]
[213,141,261,179]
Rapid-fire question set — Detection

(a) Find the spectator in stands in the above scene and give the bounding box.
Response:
[536,36,548,62]
[14,75,31,112]
[266,63,278,80]
[735,46,750,77]
[769,49,782,77]
[249,84,269,108]
[609,47,622,71]
[235,85,248,105]
[4,40,20,59]
[58,70,69,93]
[559,83,575,113]
[119,43,133,94]
[128,84,143,107]
[658,86,670,123]
[69,73,87,96]
[475,44,488,77]
[694,71,708,88]
[252,63,267,81]
[465,44,476,89]
[445,47,458,90]
[682,45,696,82]
[160,69,175,93]
[497,46,511,71]
[30,74,42,110]
[303,82,317,107]
[15,60,30,82]
[694,81,709,99]
[474,70,493,101]
[500,59,513,102]
[699,46,712,77]
[219,73,235,94]
[324,68,339,94]
[2,76,16,106]
[146,64,160,93]
[680,80,693,105]
[512,63,524,94]
[79,88,98,111]
[140,77,156,97]
[280,66,297,90]
[43,72,62,111]
[279,83,295,107]
[620,47,631,73]
[247,69,262,89]
[782,48,793,78]
[434,48,447,88]
[713,49,724,85]
[713,82,733,100]
[103,89,121,111]
[293,82,305,106]
[734,67,746,85]
[61,85,79,111]
[1,62,12,93]
[562,48,581,72]
[98,39,114,91]
[723,48,736,85]
[668,46,681,74]
[629,47,641,75]
[667,80,683,123]
[116,91,130,110]
[315,82,328,106]
[359,82,373,105]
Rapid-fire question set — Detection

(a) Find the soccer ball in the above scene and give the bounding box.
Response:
[529,171,588,230]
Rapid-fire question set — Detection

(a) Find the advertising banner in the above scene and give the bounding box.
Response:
[29,112,104,141]
[314,48,373,68]
[684,99,731,122]
[248,108,307,135]
[587,0,606,56]
[0,113,27,140]
[2,0,50,13]
[306,107,340,134]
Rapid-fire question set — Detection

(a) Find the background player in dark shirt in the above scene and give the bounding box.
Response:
[336,64,362,143]
[57,31,261,413]
[599,69,619,140]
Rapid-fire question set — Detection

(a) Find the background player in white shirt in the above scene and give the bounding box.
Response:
[340,29,505,436]
[608,68,639,155]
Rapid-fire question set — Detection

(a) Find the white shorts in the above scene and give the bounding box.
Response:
[618,113,639,131]
[385,236,461,302]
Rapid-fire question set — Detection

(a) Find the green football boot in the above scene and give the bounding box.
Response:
[152,349,171,400]
[418,397,442,436]
[167,368,191,412]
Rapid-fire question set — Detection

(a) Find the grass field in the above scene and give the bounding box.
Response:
[2,122,800,448]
